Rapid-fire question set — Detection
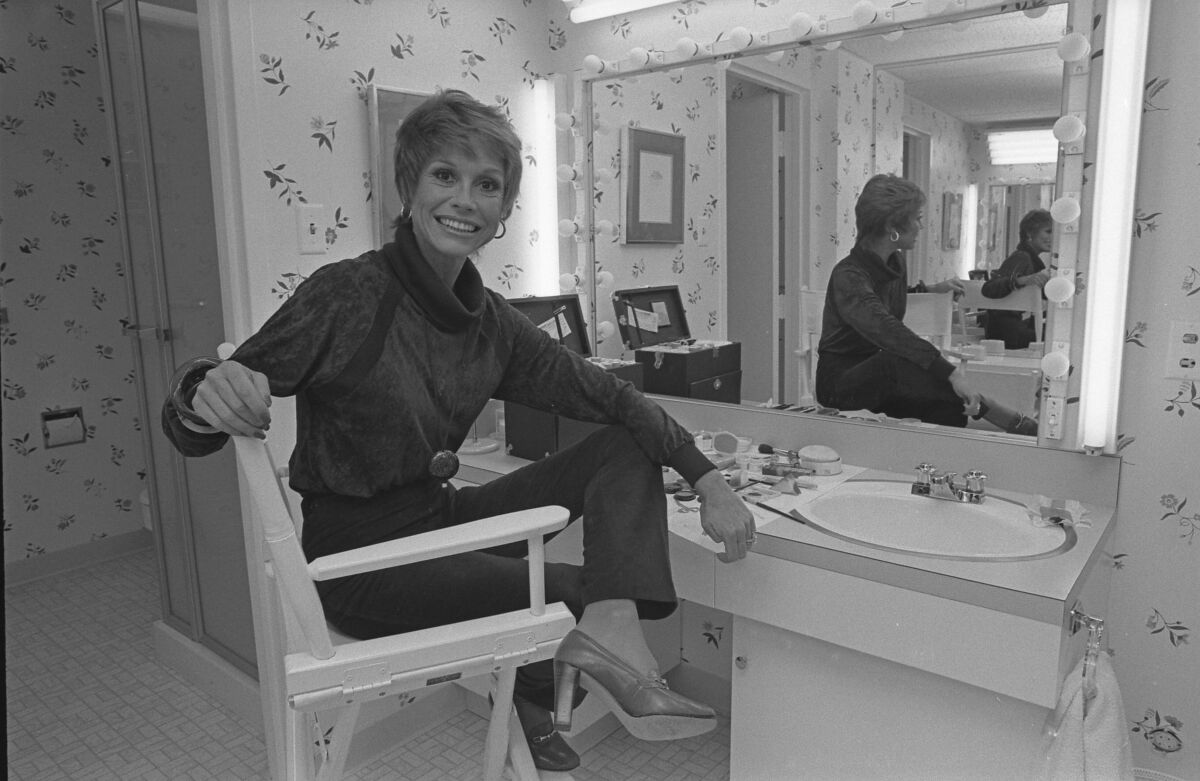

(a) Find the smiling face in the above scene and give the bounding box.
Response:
[1028,223,1053,254]
[409,147,505,274]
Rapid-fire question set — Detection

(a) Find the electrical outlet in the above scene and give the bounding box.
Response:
[1044,396,1064,440]
[296,204,326,255]
[1164,321,1200,380]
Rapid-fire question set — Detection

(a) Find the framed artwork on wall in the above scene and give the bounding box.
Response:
[369,85,432,246]
[622,126,685,244]
[942,191,963,250]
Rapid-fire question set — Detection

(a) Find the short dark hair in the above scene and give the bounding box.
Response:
[1018,209,1053,243]
[392,89,523,226]
[854,173,926,242]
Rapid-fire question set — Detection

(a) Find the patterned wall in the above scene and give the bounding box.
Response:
[2,0,1195,775]
[1,0,148,560]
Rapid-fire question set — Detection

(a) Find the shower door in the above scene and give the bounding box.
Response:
[96,0,255,675]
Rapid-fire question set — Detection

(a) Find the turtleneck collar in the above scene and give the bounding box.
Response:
[380,219,486,332]
[850,243,904,283]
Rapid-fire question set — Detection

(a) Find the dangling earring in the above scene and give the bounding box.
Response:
[494,220,507,240]
[889,229,900,242]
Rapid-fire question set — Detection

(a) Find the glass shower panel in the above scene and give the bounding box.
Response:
[101,1,198,633]
[135,0,254,672]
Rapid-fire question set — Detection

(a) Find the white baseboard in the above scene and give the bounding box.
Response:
[153,620,263,728]
[4,529,153,587]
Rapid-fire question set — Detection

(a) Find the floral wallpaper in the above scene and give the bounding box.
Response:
[1,0,147,562]
[2,0,1196,776]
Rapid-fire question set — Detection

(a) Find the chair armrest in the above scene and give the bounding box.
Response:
[307,505,570,581]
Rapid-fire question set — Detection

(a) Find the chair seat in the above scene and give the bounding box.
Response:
[286,603,576,711]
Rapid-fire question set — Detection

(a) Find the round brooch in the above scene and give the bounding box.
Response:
[429,450,460,481]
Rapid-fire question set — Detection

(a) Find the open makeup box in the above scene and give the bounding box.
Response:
[612,285,742,403]
[502,294,643,460]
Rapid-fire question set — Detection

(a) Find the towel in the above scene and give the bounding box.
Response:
[1037,654,1134,781]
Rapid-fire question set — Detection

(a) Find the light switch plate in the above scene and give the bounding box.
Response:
[1044,396,1064,440]
[1164,320,1200,380]
[296,204,326,255]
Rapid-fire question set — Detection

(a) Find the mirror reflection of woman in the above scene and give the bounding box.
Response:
[815,174,1037,435]
[981,208,1053,349]
[161,90,754,772]
[816,174,982,428]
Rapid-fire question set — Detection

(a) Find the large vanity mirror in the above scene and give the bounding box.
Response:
[566,0,1099,447]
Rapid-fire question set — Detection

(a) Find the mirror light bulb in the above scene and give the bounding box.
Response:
[852,1,879,26]
[554,113,577,131]
[882,29,904,42]
[1053,115,1086,144]
[1050,196,1081,224]
[764,49,786,63]
[1041,351,1070,379]
[556,164,579,183]
[1057,32,1091,62]
[582,54,607,75]
[596,270,614,287]
[788,12,815,38]
[1024,5,1049,19]
[626,46,650,66]
[595,167,615,184]
[558,219,580,237]
[675,37,701,58]
[596,219,616,237]
[1044,275,1076,303]
[598,321,616,340]
[559,273,577,292]
[728,26,753,49]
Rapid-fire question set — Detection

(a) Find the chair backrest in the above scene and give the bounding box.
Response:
[959,279,1041,312]
[905,292,954,350]
[234,435,336,660]
[957,279,1043,341]
[798,287,826,402]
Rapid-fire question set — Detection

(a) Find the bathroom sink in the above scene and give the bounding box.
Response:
[792,480,1074,561]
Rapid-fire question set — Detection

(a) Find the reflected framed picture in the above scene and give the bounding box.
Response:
[369,85,432,246]
[622,126,685,244]
[941,191,963,250]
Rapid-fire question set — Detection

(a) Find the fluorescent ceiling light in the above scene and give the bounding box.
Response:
[987,128,1057,166]
[567,0,678,24]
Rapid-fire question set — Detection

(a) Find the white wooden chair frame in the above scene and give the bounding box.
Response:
[956,279,1043,342]
[232,435,574,781]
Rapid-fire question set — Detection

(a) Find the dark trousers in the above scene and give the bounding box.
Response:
[984,310,1037,349]
[816,351,967,428]
[303,425,677,710]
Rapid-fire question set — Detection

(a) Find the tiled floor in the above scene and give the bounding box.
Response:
[6,548,730,780]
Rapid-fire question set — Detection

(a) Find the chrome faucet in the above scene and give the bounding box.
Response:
[911,463,987,504]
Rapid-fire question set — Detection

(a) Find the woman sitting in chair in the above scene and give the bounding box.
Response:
[981,208,1052,349]
[161,89,752,772]
[816,174,980,427]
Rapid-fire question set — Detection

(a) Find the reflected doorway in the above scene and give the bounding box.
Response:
[725,68,804,406]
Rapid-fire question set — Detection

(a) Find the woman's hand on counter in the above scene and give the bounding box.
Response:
[693,469,757,562]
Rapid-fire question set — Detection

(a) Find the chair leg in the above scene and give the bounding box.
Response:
[505,705,543,780]
[285,707,315,781]
[484,669,517,781]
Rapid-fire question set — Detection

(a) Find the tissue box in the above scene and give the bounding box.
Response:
[612,285,742,402]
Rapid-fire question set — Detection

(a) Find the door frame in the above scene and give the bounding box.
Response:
[723,62,808,405]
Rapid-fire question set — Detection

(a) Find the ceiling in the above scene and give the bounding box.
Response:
[842,3,1069,127]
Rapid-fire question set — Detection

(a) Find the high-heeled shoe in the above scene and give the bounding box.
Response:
[552,629,717,741]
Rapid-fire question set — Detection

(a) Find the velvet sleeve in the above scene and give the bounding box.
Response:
[981,250,1036,299]
[829,265,952,378]
[491,297,715,485]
